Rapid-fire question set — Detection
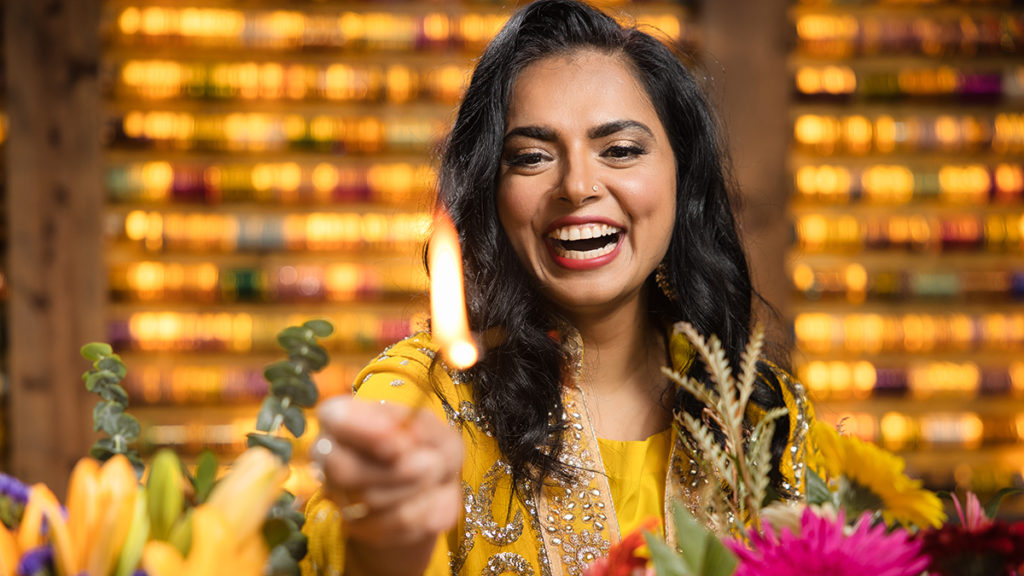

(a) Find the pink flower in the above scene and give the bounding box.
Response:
[728,508,928,576]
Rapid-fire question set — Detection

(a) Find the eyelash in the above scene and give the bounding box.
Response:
[604,145,646,159]
[505,152,547,167]
[503,144,647,168]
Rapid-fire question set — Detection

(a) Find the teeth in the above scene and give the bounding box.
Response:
[552,241,617,260]
[549,223,620,241]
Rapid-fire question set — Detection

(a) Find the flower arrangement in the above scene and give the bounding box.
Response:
[0,320,334,576]
[587,321,1024,576]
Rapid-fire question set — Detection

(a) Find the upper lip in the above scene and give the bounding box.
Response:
[545,216,625,240]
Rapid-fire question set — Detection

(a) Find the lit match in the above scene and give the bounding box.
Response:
[428,209,478,370]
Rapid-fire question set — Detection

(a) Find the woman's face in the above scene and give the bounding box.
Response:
[497,50,677,318]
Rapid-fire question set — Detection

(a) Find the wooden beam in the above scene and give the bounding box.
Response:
[5,0,104,495]
[701,0,793,350]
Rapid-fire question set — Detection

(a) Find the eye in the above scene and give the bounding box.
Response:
[504,151,550,168]
[603,144,647,160]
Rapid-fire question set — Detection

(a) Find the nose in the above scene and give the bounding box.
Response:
[558,146,601,206]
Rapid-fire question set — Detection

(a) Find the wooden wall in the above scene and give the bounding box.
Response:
[4,0,104,495]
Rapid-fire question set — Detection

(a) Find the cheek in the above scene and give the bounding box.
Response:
[496,187,538,250]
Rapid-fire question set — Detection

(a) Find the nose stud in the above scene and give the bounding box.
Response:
[592,185,599,192]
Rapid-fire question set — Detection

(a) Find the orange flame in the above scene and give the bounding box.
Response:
[428,210,478,369]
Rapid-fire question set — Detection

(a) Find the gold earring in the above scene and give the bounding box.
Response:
[655,262,678,302]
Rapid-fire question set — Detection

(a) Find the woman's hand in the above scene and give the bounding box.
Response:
[314,395,463,576]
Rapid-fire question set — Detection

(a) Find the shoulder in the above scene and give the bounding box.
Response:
[352,331,466,422]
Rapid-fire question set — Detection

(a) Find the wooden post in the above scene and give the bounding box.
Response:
[5,0,104,494]
[701,0,793,350]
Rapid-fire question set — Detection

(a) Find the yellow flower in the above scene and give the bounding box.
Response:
[809,420,945,529]
[141,446,287,576]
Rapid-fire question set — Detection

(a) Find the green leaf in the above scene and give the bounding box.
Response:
[645,532,689,576]
[257,396,283,432]
[282,404,306,438]
[277,326,313,350]
[702,538,738,576]
[89,440,116,461]
[93,402,124,433]
[281,531,308,561]
[193,451,219,504]
[247,432,294,463]
[984,488,1023,519]
[805,467,833,506]
[266,544,302,576]
[271,376,318,407]
[81,342,113,361]
[99,383,130,406]
[117,413,141,442]
[85,370,120,392]
[669,502,737,576]
[262,517,293,549]
[291,343,329,372]
[303,319,334,338]
[264,360,301,382]
[98,356,128,379]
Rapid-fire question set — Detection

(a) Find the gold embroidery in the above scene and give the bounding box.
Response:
[483,553,535,576]
[454,461,527,574]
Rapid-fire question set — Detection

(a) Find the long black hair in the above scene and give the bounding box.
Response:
[436,0,790,493]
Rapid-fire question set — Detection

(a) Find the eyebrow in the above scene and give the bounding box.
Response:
[503,120,655,143]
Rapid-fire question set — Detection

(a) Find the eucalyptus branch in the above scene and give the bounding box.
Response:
[80,342,143,475]
[246,319,334,463]
[247,318,334,576]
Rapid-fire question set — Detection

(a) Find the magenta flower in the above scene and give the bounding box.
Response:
[728,508,928,576]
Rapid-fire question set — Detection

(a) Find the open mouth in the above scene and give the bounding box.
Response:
[548,223,623,260]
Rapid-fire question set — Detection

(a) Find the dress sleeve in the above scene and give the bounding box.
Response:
[300,332,457,576]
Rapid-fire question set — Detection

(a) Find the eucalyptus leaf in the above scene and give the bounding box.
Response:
[264,360,302,382]
[303,319,334,338]
[702,538,738,576]
[262,517,293,548]
[672,502,709,572]
[266,544,302,576]
[81,342,113,361]
[277,326,313,349]
[271,376,318,407]
[99,383,130,406]
[193,451,219,504]
[282,404,306,437]
[247,432,294,463]
[89,443,116,461]
[117,413,141,442]
[85,370,120,392]
[93,402,124,433]
[257,396,283,432]
[291,343,329,372]
[98,356,128,379]
[281,531,308,561]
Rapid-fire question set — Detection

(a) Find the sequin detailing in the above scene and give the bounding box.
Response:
[484,553,535,576]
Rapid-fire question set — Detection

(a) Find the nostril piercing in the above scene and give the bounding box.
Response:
[592,185,599,192]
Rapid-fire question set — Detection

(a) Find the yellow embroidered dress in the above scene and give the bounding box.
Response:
[302,331,811,576]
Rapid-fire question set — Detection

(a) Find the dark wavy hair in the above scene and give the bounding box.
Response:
[435,0,790,493]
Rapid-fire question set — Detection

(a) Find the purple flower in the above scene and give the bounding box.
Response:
[0,473,30,528]
[16,545,54,576]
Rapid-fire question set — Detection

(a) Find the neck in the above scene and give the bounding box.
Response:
[562,293,663,396]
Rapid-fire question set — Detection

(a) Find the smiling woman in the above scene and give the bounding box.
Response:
[301,2,812,576]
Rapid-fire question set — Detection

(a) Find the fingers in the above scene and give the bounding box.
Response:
[340,479,463,547]
[312,394,464,546]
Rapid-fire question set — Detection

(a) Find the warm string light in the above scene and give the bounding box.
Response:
[428,210,478,370]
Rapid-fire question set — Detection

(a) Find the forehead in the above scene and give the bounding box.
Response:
[506,49,662,131]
